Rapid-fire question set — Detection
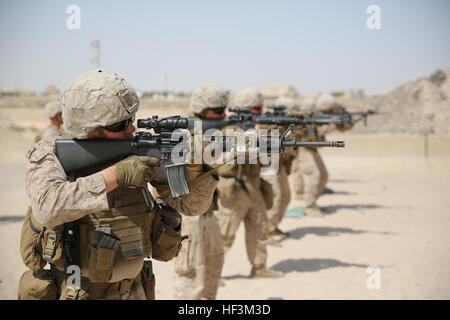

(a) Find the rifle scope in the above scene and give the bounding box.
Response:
[137,116,189,130]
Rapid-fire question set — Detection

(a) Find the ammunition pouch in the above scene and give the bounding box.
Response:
[140,260,156,300]
[18,269,58,300]
[49,266,136,300]
[20,207,67,274]
[260,178,274,210]
[20,207,46,273]
[151,204,184,262]
[88,226,120,282]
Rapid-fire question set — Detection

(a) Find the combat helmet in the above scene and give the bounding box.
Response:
[275,96,300,114]
[61,69,139,138]
[300,94,318,113]
[316,93,336,112]
[189,83,228,115]
[44,100,62,118]
[235,87,263,107]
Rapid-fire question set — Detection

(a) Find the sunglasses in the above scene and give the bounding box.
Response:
[103,118,132,132]
[210,107,226,114]
[250,106,262,113]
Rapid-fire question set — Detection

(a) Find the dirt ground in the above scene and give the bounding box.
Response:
[0,107,449,300]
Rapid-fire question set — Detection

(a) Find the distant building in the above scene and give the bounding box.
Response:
[45,85,60,96]
[331,91,350,99]
[0,90,31,97]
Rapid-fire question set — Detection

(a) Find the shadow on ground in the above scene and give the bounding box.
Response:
[0,216,24,223]
[271,258,369,273]
[281,226,395,241]
[222,274,251,281]
[324,191,357,195]
[322,203,382,214]
[222,256,375,280]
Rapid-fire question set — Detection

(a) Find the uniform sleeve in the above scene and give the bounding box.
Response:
[150,166,219,217]
[40,125,60,140]
[25,138,109,230]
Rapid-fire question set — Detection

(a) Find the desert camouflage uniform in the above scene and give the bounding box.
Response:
[26,137,217,230]
[260,124,295,234]
[214,88,272,270]
[292,123,336,207]
[290,94,327,203]
[173,205,224,300]
[264,96,300,230]
[35,100,63,142]
[263,160,291,233]
[290,154,304,198]
[35,124,63,143]
[215,163,269,269]
[294,106,350,207]
[25,135,217,296]
[296,146,328,207]
[24,70,218,300]
[173,83,226,299]
[25,136,218,299]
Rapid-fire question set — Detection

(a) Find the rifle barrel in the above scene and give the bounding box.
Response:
[283,140,345,148]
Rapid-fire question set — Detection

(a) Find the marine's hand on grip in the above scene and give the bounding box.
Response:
[115,156,158,188]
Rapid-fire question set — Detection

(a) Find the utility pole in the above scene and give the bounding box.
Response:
[90,40,101,68]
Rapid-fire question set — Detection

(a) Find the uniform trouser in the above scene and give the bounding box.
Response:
[263,164,291,233]
[290,152,304,197]
[174,209,225,300]
[296,147,328,207]
[215,177,268,269]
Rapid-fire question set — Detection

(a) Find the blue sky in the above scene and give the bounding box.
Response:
[0,0,449,95]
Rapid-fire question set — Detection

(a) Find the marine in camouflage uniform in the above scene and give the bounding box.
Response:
[290,95,318,201]
[34,100,64,142]
[20,69,218,300]
[173,83,225,300]
[215,88,283,278]
[293,93,352,216]
[262,96,299,240]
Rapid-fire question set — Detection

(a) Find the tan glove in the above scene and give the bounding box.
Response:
[115,156,160,188]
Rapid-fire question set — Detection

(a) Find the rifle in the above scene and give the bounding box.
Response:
[192,106,342,132]
[264,104,375,128]
[231,106,343,138]
[55,115,344,198]
[325,105,376,127]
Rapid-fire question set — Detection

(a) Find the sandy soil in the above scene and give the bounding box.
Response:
[0,106,449,300]
[153,157,450,300]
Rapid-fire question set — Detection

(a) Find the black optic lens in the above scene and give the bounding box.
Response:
[103,118,132,132]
